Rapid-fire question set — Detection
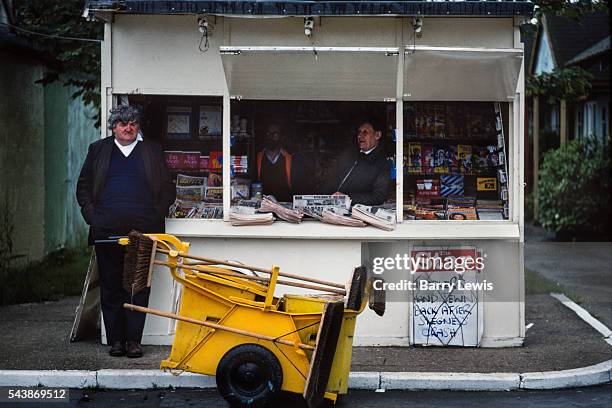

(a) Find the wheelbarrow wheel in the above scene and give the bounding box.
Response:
[216,344,283,408]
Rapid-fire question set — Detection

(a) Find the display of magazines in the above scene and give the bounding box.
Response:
[168,174,223,219]
[351,204,396,231]
[406,143,499,175]
[168,200,222,219]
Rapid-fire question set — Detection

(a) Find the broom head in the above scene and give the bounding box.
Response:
[123,230,156,295]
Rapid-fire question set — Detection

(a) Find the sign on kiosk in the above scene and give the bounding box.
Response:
[410,246,485,347]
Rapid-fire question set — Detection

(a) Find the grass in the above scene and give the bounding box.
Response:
[525,267,581,303]
[0,247,91,306]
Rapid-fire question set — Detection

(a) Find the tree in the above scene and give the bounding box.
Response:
[533,0,609,22]
[526,67,593,105]
[13,0,103,126]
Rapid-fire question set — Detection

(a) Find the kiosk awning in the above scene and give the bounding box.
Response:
[220,46,399,101]
[403,46,523,101]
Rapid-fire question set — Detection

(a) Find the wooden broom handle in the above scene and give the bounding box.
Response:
[123,303,315,351]
[156,248,346,290]
[154,260,346,295]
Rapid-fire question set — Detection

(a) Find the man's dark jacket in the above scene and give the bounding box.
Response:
[76,136,176,244]
[325,145,390,206]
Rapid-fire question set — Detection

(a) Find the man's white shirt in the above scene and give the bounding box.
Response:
[114,133,144,157]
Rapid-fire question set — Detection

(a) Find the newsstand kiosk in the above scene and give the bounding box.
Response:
[86,0,533,347]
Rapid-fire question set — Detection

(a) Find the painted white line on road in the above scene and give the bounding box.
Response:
[550,293,612,340]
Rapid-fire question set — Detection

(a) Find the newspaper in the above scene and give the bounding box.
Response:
[299,206,324,221]
[260,196,304,223]
[351,204,396,231]
[230,210,275,226]
[176,185,205,202]
[293,194,351,216]
[299,204,349,221]
[322,208,367,227]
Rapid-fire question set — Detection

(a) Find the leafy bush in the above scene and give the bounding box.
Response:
[538,137,610,238]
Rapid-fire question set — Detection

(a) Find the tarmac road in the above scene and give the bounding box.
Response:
[2,384,610,408]
[524,242,612,328]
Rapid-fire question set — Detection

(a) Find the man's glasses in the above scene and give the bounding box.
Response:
[266,131,281,136]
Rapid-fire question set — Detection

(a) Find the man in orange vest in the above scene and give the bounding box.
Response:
[257,123,293,202]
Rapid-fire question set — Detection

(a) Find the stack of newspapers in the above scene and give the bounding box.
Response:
[260,196,304,223]
[351,204,396,231]
[322,208,367,227]
[229,206,275,226]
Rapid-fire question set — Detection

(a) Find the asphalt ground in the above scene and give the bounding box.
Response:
[1,384,611,408]
[0,293,610,372]
[524,242,612,329]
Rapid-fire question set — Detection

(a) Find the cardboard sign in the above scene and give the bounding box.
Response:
[410,246,484,347]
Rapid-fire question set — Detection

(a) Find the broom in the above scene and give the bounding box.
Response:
[122,230,157,295]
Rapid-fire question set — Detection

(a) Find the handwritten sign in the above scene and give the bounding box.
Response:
[410,246,484,347]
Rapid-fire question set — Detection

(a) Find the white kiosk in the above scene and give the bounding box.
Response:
[87,0,532,347]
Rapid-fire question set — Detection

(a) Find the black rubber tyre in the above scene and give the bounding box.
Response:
[216,344,283,408]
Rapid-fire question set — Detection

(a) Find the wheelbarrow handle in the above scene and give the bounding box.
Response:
[123,303,316,351]
[94,236,128,244]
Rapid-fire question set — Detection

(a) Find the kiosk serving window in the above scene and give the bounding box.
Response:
[229,100,396,207]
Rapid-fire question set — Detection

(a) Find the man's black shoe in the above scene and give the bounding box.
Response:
[109,341,126,357]
[126,341,143,358]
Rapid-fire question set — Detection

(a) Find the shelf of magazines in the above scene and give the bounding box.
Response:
[402,102,507,221]
[490,102,509,220]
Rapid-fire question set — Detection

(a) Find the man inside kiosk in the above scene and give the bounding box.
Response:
[325,119,390,206]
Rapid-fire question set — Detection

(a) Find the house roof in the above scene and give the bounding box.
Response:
[543,11,610,68]
[85,0,534,17]
[566,35,610,66]
[520,22,537,75]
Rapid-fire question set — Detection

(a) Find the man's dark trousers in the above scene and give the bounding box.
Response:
[95,231,151,344]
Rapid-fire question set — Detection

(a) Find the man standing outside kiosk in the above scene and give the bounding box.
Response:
[328,119,390,206]
[76,105,175,358]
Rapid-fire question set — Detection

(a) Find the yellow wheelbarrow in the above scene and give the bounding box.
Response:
[119,231,384,408]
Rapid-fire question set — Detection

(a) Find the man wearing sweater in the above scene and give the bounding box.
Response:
[76,105,175,358]
[256,123,294,202]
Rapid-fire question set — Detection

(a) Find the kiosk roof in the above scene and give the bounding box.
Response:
[85,0,534,17]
